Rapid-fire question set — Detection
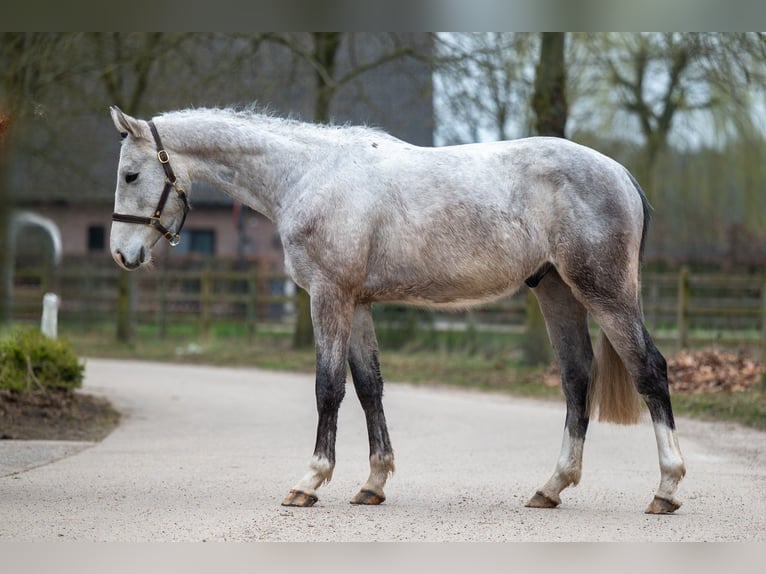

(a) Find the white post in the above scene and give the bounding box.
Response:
[41,292,60,339]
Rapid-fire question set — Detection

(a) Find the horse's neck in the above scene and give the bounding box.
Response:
[158,113,321,222]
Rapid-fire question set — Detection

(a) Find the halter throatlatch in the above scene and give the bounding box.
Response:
[112,120,190,247]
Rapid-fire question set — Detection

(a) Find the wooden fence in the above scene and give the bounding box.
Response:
[642,267,766,353]
[9,260,766,357]
[11,262,294,337]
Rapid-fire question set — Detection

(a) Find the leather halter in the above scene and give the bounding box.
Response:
[112,120,190,247]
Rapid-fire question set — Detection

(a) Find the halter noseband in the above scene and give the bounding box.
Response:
[112,120,190,247]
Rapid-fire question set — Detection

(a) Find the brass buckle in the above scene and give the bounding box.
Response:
[157,149,170,164]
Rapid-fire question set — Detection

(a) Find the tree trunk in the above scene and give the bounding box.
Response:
[292,33,342,349]
[532,32,567,137]
[88,33,167,345]
[313,32,341,124]
[523,32,568,366]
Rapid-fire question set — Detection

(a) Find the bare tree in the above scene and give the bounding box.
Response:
[84,33,192,343]
[432,32,563,365]
[433,33,536,145]
[577,33,766,193]
[521,32,569,367]
[253,33,423,348]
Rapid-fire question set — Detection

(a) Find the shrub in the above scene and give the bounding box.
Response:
[0,326,84,393]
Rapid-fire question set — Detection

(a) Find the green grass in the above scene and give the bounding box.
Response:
[672,387,766,430]
[64,322,766,431]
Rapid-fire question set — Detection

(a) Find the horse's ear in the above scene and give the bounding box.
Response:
[110,106,146,140]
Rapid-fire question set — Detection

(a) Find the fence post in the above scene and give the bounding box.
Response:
[247,269,257,341]
[201,264,212,339]
[677,265,690,351]
[761,273,766,388]
[647,281,659,332]
[158,267,168,338]
[41,292,60,338]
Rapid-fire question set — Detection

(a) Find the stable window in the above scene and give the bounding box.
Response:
[175,229,216,255]
[87,225,105,252]
[189,230,215,254]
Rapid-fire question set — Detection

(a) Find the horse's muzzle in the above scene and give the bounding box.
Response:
[114,246,147,270]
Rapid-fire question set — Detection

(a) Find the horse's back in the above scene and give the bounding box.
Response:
[289,135,644,308]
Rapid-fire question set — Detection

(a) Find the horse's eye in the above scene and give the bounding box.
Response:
[125,172,139,184]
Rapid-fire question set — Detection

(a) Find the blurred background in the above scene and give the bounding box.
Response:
[1,33,764,369]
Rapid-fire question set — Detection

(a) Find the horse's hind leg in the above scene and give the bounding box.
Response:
[282,287,354,507]
[563,264,686,513]
[525,268,594,509]
[347,303,395,505]
[592,311,686,514]
[638,326,686,513]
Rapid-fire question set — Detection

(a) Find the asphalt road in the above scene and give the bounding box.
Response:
[1,358,764,541]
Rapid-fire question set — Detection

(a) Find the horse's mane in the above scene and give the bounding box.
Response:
[157,106,400,142]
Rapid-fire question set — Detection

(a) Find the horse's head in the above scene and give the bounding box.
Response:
[109,106,190,270]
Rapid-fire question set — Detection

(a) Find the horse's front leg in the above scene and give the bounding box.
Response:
[348,303,395,505]
[282,288,354,507]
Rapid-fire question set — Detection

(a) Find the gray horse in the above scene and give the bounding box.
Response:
[109,106,685,514]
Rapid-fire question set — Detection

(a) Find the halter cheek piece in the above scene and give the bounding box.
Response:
[112,120,190,247]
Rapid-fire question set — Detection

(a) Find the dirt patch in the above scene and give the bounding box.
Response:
[0,390,120,441]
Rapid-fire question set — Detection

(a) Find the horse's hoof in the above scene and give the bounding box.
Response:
[645,495,681,514]
[350,489,385,505]
[525,491,560,509]
[281,489,318,507]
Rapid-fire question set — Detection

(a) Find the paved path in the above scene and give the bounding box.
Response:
[1,358,764,541]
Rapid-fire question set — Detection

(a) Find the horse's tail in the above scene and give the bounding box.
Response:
[587,169,650,425]
[587,333,643,424]
[628,169,652,265]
